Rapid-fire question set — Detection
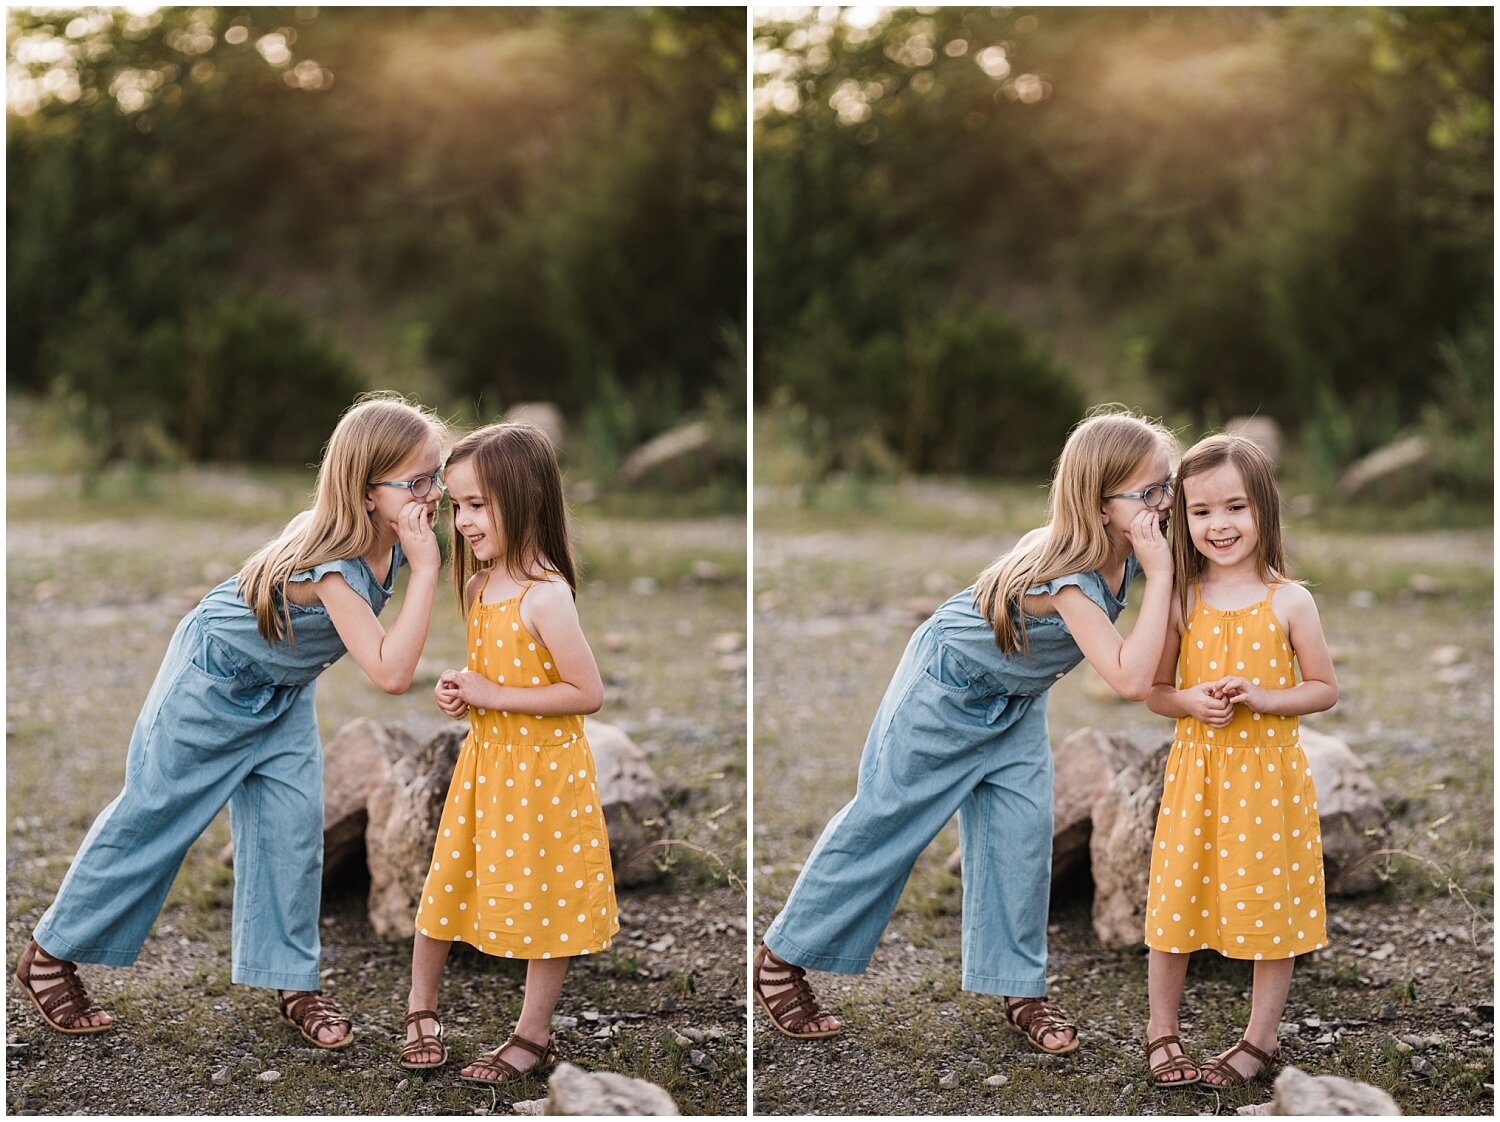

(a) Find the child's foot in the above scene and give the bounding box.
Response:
[1199,1036,1279,1087]
[14,939,114,1033]
[400,1008,448,1069]
[277,989,354,1049]
[459,1032,557,1084]
[1003,996,1079,1054]
[753,944,842,1038]
[1144,1032,1199,1086]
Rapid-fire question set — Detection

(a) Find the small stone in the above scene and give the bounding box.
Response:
[648,935,676,952]
[938,1070,960,1088]
[593,1026,612,1040]
[984,1073,1009,1087]
[1236,1106,1268,1116]
[709,631,743,653]
[1408,574,1443,596]
[1278,1021,1300,1036]
[674,1035,693,1049]
[629,577,659,596]
[393,1079,409,1093]
[1367,942,1396,961]
[1430,645,1463,666]
[688,1050,711,1071]
[692,560,728,583]
[581,1010,600,1022]
[257,1070,282,1083]
[512,1100,545,1116]
[1349,589,1377,609]
[551,1015,578,1030]
[681,1028,705,1044]
[211,1066,231,1086]
[1409,1055,1435,1078]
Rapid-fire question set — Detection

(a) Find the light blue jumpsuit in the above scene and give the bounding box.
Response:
[765,558,1139,997]
[33,546,404,991]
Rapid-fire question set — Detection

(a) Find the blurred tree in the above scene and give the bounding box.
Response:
[754,6,1492,477]
[8,6,746,465]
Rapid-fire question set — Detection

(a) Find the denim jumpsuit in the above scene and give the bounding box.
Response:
[33,546,404,992]
[765,558,1140,997]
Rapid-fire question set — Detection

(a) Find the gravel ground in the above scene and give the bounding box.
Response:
[6,463,749,1115]
[752,483,1493,1116]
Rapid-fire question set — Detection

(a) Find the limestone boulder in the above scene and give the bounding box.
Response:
[1051,729,1141,885]
[1226,416,1283,465]
[1089,738,1172,950]
[321,718,398,879]
[1300,729,1388,896]
[544,1062,679,1115]
[504,402,565,452]
[359,717,668,940]
[1338,435,1432,500]
[621,421,715,487]
[1269,1066,1401,1115]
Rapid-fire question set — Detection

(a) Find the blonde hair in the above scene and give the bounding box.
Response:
[973,406,1177,654]
[237,392,447,643]
[447,422,578,612]
[1171,432,1292,617]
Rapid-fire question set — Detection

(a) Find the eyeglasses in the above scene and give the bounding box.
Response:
[1104,478,1174,510]
[373,471,444,500]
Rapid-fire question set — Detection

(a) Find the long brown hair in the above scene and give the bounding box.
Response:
[446,421,578,611]
[973,406,1177,654]
[1171,432,1292,617]
[237,392,447,643]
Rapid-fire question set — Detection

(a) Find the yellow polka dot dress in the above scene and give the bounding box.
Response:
[415,580,618,959]
[1145,586,1327,960]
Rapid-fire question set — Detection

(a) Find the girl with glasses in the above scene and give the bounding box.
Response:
[15,392,448,1050]
[756,407,1178,1056]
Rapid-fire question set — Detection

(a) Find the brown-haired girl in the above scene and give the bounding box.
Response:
[1142,433,1338,1089]
[400,421,615,1084]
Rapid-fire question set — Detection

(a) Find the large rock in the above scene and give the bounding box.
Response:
[365,723,464,940]
[587,721,671,888]
[360,718,668,941]
[1226,416,1283,465]
[321,718,397,878]
[1269,1066,1401,1115]
[1338,435,1432,500]
[1300,729,1388,896]
[620,421,715,487]
[1089,738,1172,950]
[544,1062,679,1115]
[504,402,565,452]
[1051,729,1140,884]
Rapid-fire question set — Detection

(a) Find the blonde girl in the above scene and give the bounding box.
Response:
[755,408,1177,1055]
[1142,433,1337,1089]
[15,393,447,1049]
[400,422,616,1084]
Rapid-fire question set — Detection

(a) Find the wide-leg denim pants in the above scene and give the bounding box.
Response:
[765,621,1055,997]
[34,615,325,991]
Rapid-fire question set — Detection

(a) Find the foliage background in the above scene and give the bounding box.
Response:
[753,5,1491,492]
[9,5,746,488]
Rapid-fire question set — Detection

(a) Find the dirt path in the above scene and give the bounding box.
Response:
[752,501,1493,1116]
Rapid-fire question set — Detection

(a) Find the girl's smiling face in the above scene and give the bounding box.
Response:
[446,458,504,561]
[1183,461,1260,570]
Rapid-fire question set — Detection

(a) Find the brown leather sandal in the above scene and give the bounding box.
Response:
[13,939,114,1035]
[459,1032,556,1085]
[1003,996,1080,1055]
[278,989,354,1050]
[1199,1037,1279,1088]
[1145,1033,1200,1087]
[753,944,842,1039]
[399,1008,447,1070]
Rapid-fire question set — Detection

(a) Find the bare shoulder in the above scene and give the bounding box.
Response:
[463,570,488,609]
[1271,581,1319,616]
[526,576,577,613]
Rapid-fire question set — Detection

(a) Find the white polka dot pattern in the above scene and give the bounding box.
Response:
[1144,587,1326,959]
[415,580,618,958]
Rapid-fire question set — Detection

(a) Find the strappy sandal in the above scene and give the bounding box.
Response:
[13,939,114,1035]
[278,989,355,1050]
[1003,996,1080,1055]
[753,944,842,1039]
[1199,1037,1279,1088]
[400,1008,447,1070]
[1145,1033,1200,1087]
[459,1032,557,1085]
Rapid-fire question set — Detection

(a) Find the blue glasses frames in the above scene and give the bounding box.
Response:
[373,471,444,501]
